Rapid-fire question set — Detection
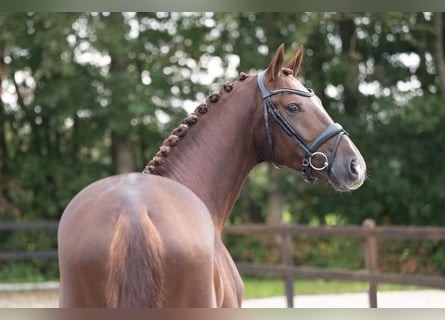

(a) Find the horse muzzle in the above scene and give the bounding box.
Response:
[328,148,366,192]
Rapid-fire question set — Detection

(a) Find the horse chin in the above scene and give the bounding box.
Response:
[330,179,362,192]
[328,170,365,192]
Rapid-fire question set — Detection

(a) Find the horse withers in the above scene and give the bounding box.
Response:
[58,44,366,307]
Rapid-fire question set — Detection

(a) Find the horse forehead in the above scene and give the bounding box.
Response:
[276,75,307,91]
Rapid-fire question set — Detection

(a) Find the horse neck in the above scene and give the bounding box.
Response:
[149,76,261,232]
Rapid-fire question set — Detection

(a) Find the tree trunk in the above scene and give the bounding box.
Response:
[106,13,135,174]
[266,163,284,225]
[0,46,6,173]
[111,132,134,174]
[240,177,253,222]
[337,13,360,115]
[433,12,445,95]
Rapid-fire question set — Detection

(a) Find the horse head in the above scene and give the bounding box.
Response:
[256,44,366,191]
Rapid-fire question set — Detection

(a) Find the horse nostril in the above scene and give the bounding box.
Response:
[349,158,360,179]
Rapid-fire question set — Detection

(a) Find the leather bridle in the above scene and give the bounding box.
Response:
[257,70,347,182]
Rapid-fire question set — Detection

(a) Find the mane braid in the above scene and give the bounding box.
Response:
[142,72,250,175]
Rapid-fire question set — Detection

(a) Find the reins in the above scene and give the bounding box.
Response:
[257,70,347,182]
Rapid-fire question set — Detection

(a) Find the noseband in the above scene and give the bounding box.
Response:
[257,71,347,182]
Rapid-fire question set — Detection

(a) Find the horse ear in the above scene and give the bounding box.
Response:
[284,45,304,77]
[265,44,285,81]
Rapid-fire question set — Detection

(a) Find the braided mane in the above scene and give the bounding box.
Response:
[143,72,250,175]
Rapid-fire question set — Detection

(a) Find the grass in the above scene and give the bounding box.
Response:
[0,264,427,299]
[243,277,424,299]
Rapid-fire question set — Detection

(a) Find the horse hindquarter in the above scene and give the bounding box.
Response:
[58,173,220,307]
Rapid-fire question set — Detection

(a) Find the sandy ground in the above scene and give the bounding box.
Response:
[0,286,444,308]
[0,289,59,308]
[242,289,445,308]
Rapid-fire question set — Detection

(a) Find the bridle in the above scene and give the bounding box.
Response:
[257,70,347,182]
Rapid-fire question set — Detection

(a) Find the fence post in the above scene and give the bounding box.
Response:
[282,229,294,308]
[363,219,378,308]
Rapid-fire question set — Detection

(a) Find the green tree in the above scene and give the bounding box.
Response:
[2,12,445,280]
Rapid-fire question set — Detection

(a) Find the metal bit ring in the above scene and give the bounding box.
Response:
[309,152,329,171]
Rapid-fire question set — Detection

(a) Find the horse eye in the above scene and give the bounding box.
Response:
[286,103,301,113]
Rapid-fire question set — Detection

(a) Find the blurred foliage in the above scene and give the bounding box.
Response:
[1,12,445,280]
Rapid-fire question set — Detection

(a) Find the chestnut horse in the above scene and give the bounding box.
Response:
[57,44,366,307]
